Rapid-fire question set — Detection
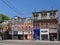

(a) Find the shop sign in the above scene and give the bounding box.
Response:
[40,29,49,34]
[24,31,31,34]
[18,31,23,34]
[49,29,57,33]
[9,31,14,35]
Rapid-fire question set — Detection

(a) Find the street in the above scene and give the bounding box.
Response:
[0,40,60,45]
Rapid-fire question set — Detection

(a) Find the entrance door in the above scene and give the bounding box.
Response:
[25,35,27,40]
[13,35,18,40]
[50,35,54,41]
[41,34,48,40]
[49,33,57,41]
[18,35,23,40]
[33,29,40,40]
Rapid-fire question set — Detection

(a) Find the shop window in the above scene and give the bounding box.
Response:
[41,34,48,40]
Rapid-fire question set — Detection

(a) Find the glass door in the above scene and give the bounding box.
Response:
[41,34,48,40]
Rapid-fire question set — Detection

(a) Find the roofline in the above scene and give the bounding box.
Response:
[32,10,58,14]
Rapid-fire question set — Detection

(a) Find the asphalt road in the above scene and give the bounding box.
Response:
[0,40,60,45]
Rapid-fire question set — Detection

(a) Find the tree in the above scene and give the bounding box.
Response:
[0,14,10,23]
[0,14,10,40]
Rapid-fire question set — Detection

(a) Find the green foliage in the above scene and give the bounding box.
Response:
[0,14,10,22]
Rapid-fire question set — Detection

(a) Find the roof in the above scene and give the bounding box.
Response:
[32,10,58,14]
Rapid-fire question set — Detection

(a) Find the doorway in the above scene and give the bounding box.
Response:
[41,34,48,40]
[33,29,40,40]
[18,35,23,40]
[24,35,28,40]
[49,33,57,41]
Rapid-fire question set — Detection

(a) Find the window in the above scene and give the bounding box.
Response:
[25,26,28,30]
[36,24,37,28]
[43,23,48,29]
[50,12,56,18]
[46,23,48,28]
[14,31,18,35]
[41,23,43,28]
[50,23,56,28]
[33,13,39,17]
[37,24,40,28]
[41,12,47,17]
[41,34,48,40]
[41,12,47,19]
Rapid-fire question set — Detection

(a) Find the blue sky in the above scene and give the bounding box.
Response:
[0,0,60,21]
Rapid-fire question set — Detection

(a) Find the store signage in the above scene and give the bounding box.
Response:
[41,30,48,33]
[49,29,57,33]
[40,29,49,34]
[9,31,14,35]
[18,31,23,34]
[24,31,31,34]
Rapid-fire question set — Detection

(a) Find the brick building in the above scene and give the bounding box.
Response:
[8,16,33,40]
[32,10,58,41]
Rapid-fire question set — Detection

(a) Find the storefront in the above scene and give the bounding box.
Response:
[18,31,23,40]
[40,29,49,40]
[33,29,40,40]
[24,31,32,40]
[57,30,60,41]
[9,31,18,40]
[49,29,57,41]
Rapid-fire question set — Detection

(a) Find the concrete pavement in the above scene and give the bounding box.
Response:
[0,40,60,45]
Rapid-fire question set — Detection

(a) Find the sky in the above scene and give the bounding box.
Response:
[0,0,60,21]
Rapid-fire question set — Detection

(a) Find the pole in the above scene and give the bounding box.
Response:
[31,19,33,40]
[23,31,24,40]
[12,31,13,40]
[57,30,59,41]
[3,32,4,40]
[2,29,4,40]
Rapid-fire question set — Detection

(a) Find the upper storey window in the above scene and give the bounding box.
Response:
[41,12,47,19]
[50,11,56,18]
[33,13,39,17]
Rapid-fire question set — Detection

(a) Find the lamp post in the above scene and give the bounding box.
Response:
[30,18,33,40]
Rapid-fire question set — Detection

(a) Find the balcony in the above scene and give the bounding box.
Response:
[32,17,39,20]
[41,16,47,19]
[50,16,56,19]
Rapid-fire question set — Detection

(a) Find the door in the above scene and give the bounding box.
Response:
[41,34,48,40]
[33,29,40,40]
[49,33,57,41]
[25,35,27,40]
[13,31,18,39]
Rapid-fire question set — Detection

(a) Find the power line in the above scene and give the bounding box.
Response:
[6,0,24,15]
[1,0,24,16]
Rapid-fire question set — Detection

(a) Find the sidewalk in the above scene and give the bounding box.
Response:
[1,40,60,42]
[34,40,60,43]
